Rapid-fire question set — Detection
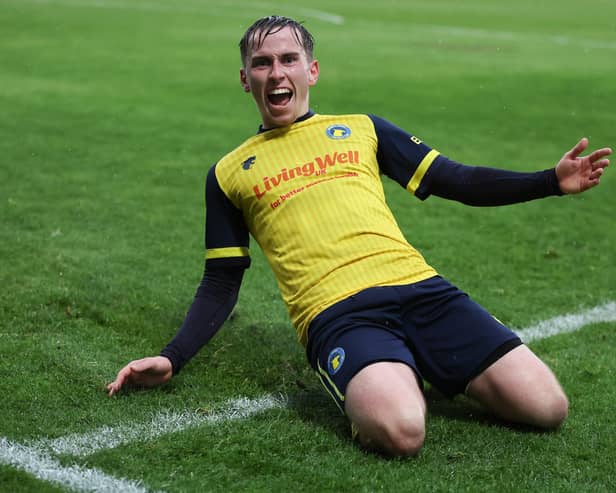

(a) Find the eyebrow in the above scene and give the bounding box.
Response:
[250,51,301,63]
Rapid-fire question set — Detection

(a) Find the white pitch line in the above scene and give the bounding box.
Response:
[517,300,616,343]
[295,7,345,25]
[33,394,285,458]
[0,438,153,493]
[244,1,345,25]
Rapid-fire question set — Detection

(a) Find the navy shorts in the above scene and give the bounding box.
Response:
[305,276,522,413]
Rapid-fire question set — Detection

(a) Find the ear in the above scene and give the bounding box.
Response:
[308,59,320,86]
[240,68,251,93]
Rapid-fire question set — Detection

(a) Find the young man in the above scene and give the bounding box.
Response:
[107,16,611,457]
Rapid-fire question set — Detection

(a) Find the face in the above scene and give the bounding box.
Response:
[240,26,319,129]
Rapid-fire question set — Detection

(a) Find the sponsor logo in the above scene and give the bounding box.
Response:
[326,124,351,140]
[242,156,256,170]
[253,150,359,199]
[327,347,346,375]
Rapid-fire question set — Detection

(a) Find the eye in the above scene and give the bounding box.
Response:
[282,54,298,65]
[251,57,270,68]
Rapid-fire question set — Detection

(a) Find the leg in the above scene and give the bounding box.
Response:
[345,361,426,457]
[466,345,568,429]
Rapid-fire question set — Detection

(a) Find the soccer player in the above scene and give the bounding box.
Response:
[107,16,611,457]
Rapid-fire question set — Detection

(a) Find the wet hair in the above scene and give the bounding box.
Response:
[239,16,314,66]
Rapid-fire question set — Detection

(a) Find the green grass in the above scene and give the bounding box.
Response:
[1,0,615,491]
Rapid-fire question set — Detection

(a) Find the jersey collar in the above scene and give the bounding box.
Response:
[257,110,315,134]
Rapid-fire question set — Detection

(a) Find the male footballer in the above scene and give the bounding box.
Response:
[108,16,611,457]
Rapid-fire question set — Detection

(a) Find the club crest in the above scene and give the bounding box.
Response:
[327,347,346,375]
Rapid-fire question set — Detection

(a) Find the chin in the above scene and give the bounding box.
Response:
[263,105,300,127]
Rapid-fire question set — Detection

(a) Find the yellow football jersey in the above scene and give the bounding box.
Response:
[207,113,441,345]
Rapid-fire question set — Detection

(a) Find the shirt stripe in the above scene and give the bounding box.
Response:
[206,247,249,260]
[406,149,440,194]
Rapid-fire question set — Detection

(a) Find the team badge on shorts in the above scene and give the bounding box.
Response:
[327,347,346,375]
[326,124,351,140]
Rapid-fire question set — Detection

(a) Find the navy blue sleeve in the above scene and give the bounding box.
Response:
[421,155,564,206]
[159,166,251,375]
[160,265,244,375]
[205,165,251,269]
[368,114,438,193]
[368,115,563,205]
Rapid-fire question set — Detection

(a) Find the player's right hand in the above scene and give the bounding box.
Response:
[106,356,173,397]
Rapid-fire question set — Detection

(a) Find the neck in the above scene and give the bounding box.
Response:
[258,110,314,133]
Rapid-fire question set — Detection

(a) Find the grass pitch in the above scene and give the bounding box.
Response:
[1,0,615,491]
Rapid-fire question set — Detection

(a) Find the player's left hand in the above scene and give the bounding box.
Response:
[555,138,611,194]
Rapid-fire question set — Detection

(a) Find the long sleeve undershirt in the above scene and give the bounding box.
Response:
[425,155,563,205]
[160,266,244,374]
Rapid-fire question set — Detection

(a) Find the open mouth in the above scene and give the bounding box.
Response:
[267,88,293,107]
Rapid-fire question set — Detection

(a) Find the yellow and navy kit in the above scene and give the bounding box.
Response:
[161,112,563,373]
[206,113,441,345]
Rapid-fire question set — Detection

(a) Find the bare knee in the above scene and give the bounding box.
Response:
[468,345,569,430]
[386,416,425,457]
[356,412,425,457]
[345,361,426,457]
[532,389,569,429]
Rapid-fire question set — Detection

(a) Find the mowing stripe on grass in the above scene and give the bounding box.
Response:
[0,438,153,493]
[517,301,616,343]
[29,0,208,14]
[26,0,346,24]
[417,24,616,51]
[18,0,616,49]
[33,394,286,458]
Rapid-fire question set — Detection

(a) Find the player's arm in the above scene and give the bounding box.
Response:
[159,264,245,375]
[107,166,250,396]
[420,156,564,206]
[369,115,610,205]
[422,138,610,204]
[106,265,245,396]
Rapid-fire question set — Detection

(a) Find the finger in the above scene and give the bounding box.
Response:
[107,381,120,397]
[588,148,612,163]
[108,372,133,396]
[589,168,605,180]
[107,365,134,396]
[566,137,589,159]
[591,158,610,170]
[129,358,154,373]
[107,375,127,396]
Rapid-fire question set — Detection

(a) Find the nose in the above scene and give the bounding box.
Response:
[269,59,284,80]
